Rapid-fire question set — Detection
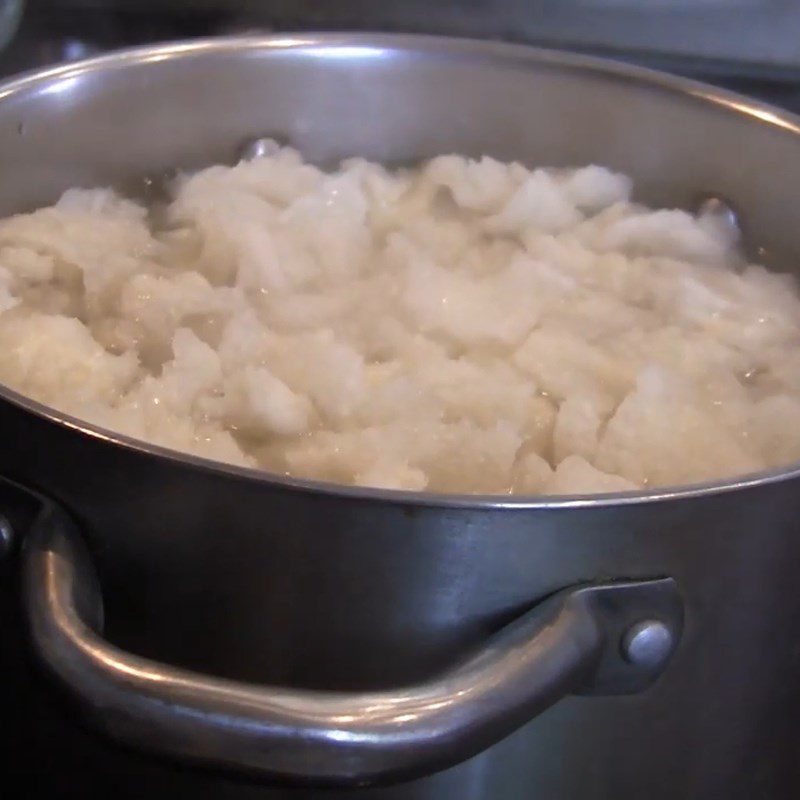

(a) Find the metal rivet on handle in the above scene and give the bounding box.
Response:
[239,137,282,162]
[621,620,674,669]
[0,515,14,559]
[697,195,740,235]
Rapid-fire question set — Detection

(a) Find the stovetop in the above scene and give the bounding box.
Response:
[4,2,800,115]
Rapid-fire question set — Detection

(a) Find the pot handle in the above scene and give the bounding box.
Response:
[23,503,683,786]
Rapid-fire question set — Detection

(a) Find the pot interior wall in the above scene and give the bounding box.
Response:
[0,37,798,270]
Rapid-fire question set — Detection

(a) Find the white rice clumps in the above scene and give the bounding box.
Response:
[1,142,799,494]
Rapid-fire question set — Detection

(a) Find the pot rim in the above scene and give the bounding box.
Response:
[3,31,800,510]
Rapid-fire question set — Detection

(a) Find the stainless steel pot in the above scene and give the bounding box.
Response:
[3,34,800,800]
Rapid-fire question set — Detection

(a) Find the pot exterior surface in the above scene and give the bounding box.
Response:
[1,36,800,799]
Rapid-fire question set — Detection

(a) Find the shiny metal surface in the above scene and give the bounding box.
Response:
[0,514,12,559]
[23,503,681,784]
[239,135,282,161]
[2,35,800,799]
[697,195,741,241]
[621,621,674,670]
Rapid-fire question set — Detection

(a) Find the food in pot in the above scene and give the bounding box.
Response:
[0,142,797,494]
